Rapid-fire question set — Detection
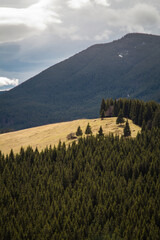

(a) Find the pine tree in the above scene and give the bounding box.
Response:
[124,120,131,137]
[76,126,83,136]
[85,123,92,135]
[100,109,105,120]
[116,109,125,124]
[100,99,106,119]
[98,126,104,137]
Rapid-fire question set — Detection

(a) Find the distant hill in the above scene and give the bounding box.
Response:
[0,33,160,130]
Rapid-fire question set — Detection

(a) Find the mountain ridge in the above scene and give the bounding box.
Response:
[0,33,160,130]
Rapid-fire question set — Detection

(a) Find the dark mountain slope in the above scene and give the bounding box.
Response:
[0,33,160,130]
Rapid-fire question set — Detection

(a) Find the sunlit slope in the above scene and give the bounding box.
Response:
[0,117,141,155]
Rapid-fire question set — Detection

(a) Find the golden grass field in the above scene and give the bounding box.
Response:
[0,117,141,155]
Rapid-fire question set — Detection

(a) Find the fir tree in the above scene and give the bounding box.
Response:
[76,126,83,136]
[98,126,104,137]
[85,123,92,135]
[116,109,125,124]
[100,109,105,120]
[124,120,131,137]
[100,99,106,119]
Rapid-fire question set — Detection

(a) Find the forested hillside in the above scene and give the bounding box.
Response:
[1,99,160,239]
[1,129,160,239]
[0,33,160,130]
[100,98,160,129]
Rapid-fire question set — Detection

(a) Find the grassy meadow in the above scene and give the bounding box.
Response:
[0,117,141,155]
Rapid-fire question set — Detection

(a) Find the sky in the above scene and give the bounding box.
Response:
[0,0,160,90]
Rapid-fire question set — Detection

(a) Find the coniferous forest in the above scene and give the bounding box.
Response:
[1,99,160,240]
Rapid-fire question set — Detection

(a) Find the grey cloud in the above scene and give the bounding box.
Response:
[0,0,37,8]
[130,4,160,26]
[0,25,36,43]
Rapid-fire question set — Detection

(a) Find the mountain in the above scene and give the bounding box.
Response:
[0,91,6,95]
[0,33,160,130]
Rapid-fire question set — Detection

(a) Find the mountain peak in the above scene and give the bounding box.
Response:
[123,32,160,39]
[0,33,160,130]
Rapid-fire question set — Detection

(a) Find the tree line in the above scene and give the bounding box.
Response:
[100,98,160,129]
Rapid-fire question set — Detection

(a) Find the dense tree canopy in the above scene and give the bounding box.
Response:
[100,98,160,129]
[1,127,160,239]
[1,98,160,239]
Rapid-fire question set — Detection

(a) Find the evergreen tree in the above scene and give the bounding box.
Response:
[76,126,83,136]
[116,109,125,124]
[85,123,92,135]
[100,109,105,120]
[152,109,160,128]
[98,126,104,137]
[124,120,131,137]
[100,99,106,118]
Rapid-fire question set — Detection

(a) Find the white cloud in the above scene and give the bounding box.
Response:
[94,0,110,7]
[94,30,111,41]
[67,0,90,9]
[0,77,19,89]
[0,0,61,42]
[0,1,61,29]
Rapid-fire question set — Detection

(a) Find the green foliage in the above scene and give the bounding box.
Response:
[76,126,83,136]
[116,109,125,124]
[152,109,160,128]
[85,123,92,135]
[1,129,160,239]
[124,120,131,137]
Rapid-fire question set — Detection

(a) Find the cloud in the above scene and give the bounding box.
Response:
[0,0,61,42]
[67,0,110,9]
[93,3,160,34]
[0,0,38,8]
[0,77,19,90]
[130,4,160,26]
[67,0,90,9]
[94,0,110,7]
[94,30,111,41]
